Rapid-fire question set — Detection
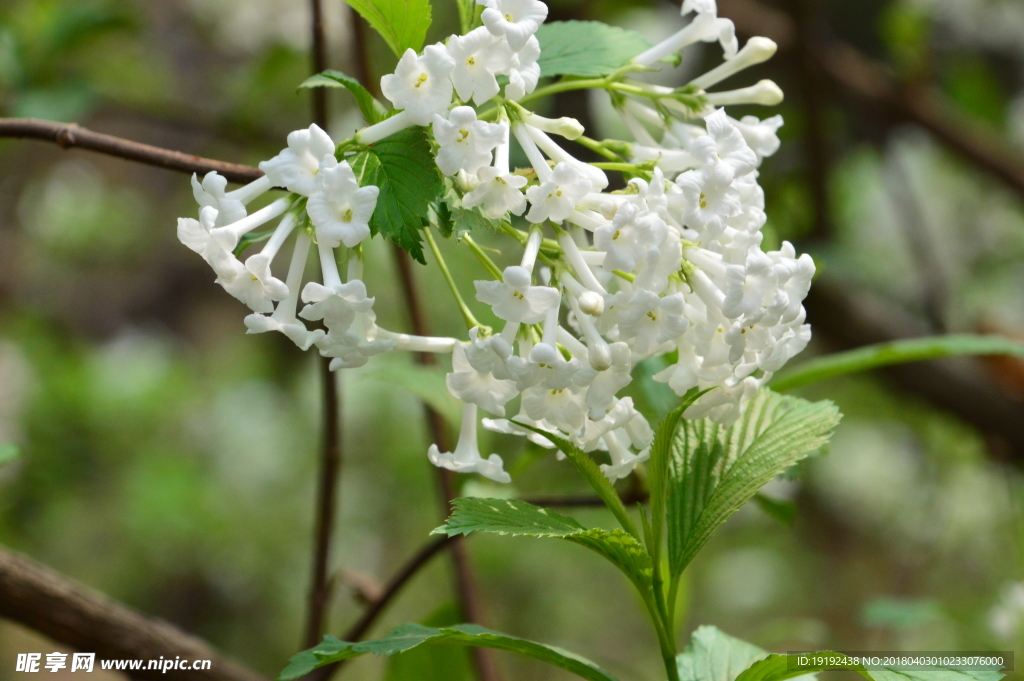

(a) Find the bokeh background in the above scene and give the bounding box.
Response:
[2,0,1024,680]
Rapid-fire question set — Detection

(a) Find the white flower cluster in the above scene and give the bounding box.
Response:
[176,0,813,487]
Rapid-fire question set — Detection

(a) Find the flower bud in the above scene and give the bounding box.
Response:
[578,291,604,316]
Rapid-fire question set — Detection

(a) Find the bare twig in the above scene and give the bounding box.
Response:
[0,545,268,681]
[391,245,502,681]
[304,0,344,652]
[0,118,262,184]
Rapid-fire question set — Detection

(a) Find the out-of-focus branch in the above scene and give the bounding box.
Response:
[718,0,1024,199]
[390,245,503,681]
[0,118,263,184]
[0,545,268,681]
[803,280,1024,462]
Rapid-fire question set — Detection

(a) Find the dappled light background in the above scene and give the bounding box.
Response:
[2,0,1024,680]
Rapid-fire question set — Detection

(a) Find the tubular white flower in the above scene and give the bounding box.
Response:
[632,0,737,66]
[503,35,541,101]
[481,0,548,52]
[299,243,376,333]
[380,45,456,126]
[243,231,325,350]
[307,157,379,249]
[522,384,586,434]
[525,162,591,223]
[689,37,777,90]
[526,125,608,190]
[690,110,758,180]
[433,106,507,176]
[447,27,513,105]
[521,111,585,140]
[446,343,519,415]
[429,402,511,483]
[243,212,295,301]
[617,289,689,356]
[210,198,291,252]
[730,114,784,161]
[192,172,246,227]
[475,265,560,324]
[556,232,607,295]
[704,79,784,107]
[675,165,742,239]
[463,136,528,218]
[259,124,335,196]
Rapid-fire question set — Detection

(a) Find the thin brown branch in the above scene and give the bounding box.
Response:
[0,118,262,184]
[391,244,502,681]
[0,544,268,681]
[304,0,344,653]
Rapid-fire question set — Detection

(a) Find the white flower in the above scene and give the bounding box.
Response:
[481,0,548,52]
[504,35,541,101]
[433,106,507,176]
[465,326,515,379]
[578,341,633,418]
[521,384,586,434]
[447,343,519,416]
[381,45,456,126]
[618,290,689,356]
[306,157,379,249]
[299,279,376,333]
[463,166,528,218]
[600,430,650,481]
[447,27,513,105]
[191,172,246,227]
[690,110,758,180]
[721,250,777,319]
[731,114,784,161]
[429,403,511,483]
[259,124,335,196]
[314,318,396,370]
[508,342,580,391]
[475,265,560,324]
[525,162,591,223]
[675,165,741,238]
[177,207,234,275]
[592,203,665,272]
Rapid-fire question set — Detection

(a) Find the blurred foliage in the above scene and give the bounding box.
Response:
[2,0,1024,680]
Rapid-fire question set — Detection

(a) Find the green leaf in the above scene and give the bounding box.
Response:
[350,127,443,263]
[384,604,473,681]
[667,390,841,578]
[435,498,653,598]
[536,21,651,78]
[0,443,19,467]
[435,497,586,537]
[298,69,388,124]
[343,0,432,57]
[512,422,641,540]
[279,623,621,681]
[440,187,502,239]
[677,626,771,681]
[647,387,707,561]
[752,493,796,526]
[769,334,1024,392]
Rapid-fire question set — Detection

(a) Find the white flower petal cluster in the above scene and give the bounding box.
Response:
[177,0,810,488]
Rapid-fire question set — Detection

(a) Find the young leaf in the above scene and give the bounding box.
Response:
[279,623,622,681]
[536,21,651,78]
[769,334,1024,392]
[384,604,473,681]
[512,422,641,540]
[349,127,443,263]
[435,498,653,597]
[667,390,841,579]
[343,0,432,58]
[298,69,388,124]
[677,626,771,681]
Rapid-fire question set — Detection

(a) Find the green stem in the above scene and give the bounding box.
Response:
[514,77,607,109]
[462,235,505,280]
[424,227,484,331]
[574,135,624,162]
[591,162,650,174]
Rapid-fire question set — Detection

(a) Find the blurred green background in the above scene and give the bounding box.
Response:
[2,0,1024,680]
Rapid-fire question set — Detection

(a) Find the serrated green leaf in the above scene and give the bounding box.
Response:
[298,69,388,124]
[343,0,432,57]
[668,390,841,578]
[769,334,1024,392]
[349,127,443,263]
[435,497,586,537]
[512,422,641,540]
[384,604,472,681]
[677,626,771,681]
[0,443,19,466]
[435,498,653,599]
[279,623,621,681]
[440,188,502,239]
[536,21,651,78]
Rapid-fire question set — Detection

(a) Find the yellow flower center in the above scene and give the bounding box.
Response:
[505,13,513,21]
[342,208,353,222]
[467,56,476,66]
[699,193,708,209]
[457,128,470,142]
[415,72,428,88]
[512,290,525,300]
[647,311,658,321]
